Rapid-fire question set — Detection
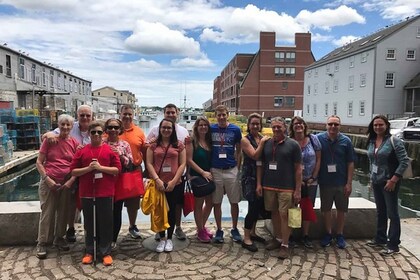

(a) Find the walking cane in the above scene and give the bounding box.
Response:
[92,159,97,267]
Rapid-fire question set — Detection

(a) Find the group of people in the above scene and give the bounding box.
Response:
[34,102,409,265]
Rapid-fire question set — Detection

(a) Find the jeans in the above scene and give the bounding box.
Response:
[372,181,401,250]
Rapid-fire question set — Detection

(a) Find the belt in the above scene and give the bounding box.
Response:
[216,166,236,170]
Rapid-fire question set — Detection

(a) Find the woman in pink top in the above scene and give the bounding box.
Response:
[146,118,186,253]
[35,114,79,260]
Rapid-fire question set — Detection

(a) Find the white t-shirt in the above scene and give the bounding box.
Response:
[146,123,189,143]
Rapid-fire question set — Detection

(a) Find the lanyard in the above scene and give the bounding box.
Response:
[218,126,227,148]
[271,138,284,161]
[327,140,337,164]
[90,145,104,163]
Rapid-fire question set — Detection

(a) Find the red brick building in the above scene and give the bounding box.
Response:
[213,32,314,118]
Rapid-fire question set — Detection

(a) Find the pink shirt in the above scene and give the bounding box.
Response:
[150,141,185,184]
[40,137,79,182]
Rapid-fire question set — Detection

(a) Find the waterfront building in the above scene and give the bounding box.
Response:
[91,86,137,119]
[0,44,92,115]
[304,15,420,133]
[213,31,315,118]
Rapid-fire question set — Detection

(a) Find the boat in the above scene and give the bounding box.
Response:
[179,110,203,133]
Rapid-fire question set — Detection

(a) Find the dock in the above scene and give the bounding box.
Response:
[0,150,39,177]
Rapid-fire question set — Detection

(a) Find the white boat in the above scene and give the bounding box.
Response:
[179,111,203,132]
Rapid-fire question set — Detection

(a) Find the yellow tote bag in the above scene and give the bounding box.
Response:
[288,207,302,228]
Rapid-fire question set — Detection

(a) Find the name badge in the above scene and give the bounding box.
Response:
[302,165,305,170]
[256,160,262,166]
[94,172,103,179]
[372,164,378,174]
[269,161,277,170]
[219,153,227,159]
[162,165,172,173]
[327,164,337,173]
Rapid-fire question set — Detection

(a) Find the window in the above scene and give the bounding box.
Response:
[5,55,11,77]
[285,97,295,107]
[286,52,296,62]
[360,101,365,116]
[334,62,339,72]
[50,70,54,88]
[307,85,311,95]
[417,27,420,38]
[385,72,395,87]
[324,103,329,116]
[360,74,366,87]
[386,49,396,60]
[275,67,295,77]
[285,67,295,77]
[314,83,318,95]
[57,73,61,89]
[274,96,283,107]
[274,67,284,76]
[333,102,338,115]
[325,81,329,94]
[326,64,330,73]
[282,82,288,89]
[19,58,25,79]
[407,49,416,60]
[314,69,318,77]
[0,65,2,74]
[348,76,354,90]
[333,80,338,92]
[275,51,285,62]
[349,56,355,68]
[313,104,317,116]
[308,70,311,78]
[306,104,310,114]
[348,101,353,117]
[361,52,367,63]
[31,64,36,84]
[42,68,46,86]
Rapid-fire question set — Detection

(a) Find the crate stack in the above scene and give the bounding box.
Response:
[0,109,16,165]
[39,110,52,135]
[16,109,41,150]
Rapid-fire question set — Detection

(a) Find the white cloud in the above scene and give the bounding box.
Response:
[333,35,361,46]
[311,33,335,42]
[171,56,215,68]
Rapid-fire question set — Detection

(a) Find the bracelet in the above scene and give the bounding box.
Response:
[154,177,159,181]
[42,174,48,180]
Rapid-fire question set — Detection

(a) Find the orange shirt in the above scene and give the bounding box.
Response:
[119,123,146,166]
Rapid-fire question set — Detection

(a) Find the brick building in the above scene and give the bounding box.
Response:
[213,32,314,118]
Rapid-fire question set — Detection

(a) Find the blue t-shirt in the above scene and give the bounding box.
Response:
[210,123,242,168]
[317,132,354,186]
[301,134,322,181]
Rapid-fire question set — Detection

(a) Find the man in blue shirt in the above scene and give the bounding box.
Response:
[317,115,354,249]
[210,105,242,243]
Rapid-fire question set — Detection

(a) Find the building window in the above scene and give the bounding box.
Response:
[333,102,338,115]
[417,27,420,37]
[314,69,318,77]
[42,68,46,86]
[325,81,329,94]
[31,64,36,84]
[0,65,2,74]
[313,104,317,117]
[360,74,366,87]
[348,101,353,117]
[275,67,295,77]
[50,70,54,88]
[308,70,311,78]
[285,97,295,107]
[275,51,285,62]
[307,85,311,95]
[386,49,396,60]
[324,103,329,116]
[274,96,283,107]
[361,52,367,63]
[314,83,318,95]
[5,55,11,77]
[334,62,339,72]
[326,64,330,73]
[282,82,288,89]
[286,52,296,62]
[385,72,395,87]
[333,80,338,92]
[57,73,61,89]
[407,49,416,60]
[274,67,284,76]
[348,76,354,90]
[114,92,116,96]
[19,58,25,79]
[349,56,355,68]
[306,104,310,114]
[360,101,365,116]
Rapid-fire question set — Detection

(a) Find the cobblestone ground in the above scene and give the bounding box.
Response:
[1,222,419,280]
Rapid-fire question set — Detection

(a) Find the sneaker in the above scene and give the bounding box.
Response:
[155,233,161,241]
[380,248,399,256]
[66,227,76,243]
[303,235,313,248]
[53,237,70,251]
[197,229,211,243]
[102,255,113,266]
[366,239,387,248]
[266,239,281,250]
[336,234,346,249]
[111,242,117,251]
[321,233,333,247]
[241,241,258,252]
[156,240,166,253]
[204,227,213,239]
[82,254,93,264]
[36,243,47,259]
[175,227,187,240]
[288,235,298,248]
[278,245,289,259]
[164,239,174,252]
[214,229,224,243]
[231,228,242,242]
[129,225,141,239]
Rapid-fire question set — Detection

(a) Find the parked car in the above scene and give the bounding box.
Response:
[403,120,420,141]
[389,117,419,138]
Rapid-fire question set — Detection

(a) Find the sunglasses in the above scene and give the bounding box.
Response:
[90,130,103,135]
[79,114,91,118]
[107,126,120,130]
[327,123,340,127]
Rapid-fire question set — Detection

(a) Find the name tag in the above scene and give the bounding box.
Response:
[219,153,227,159]
[269,161,277,170]
[94,172,103,179]
[256,160,262,166]
[302,165,305,170]
[162,165,172,173]
[327,164,337,173]
[372,164,378,174]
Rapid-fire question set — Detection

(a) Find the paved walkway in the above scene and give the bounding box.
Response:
[1,219,419,280]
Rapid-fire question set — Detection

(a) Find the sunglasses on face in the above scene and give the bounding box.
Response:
[327,123,340,127]
[107,126,120,130]
[79,114,91,118]
[90,130,103,135]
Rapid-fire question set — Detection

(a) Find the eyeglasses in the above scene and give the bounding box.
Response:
[250,122,261,126]
[107,126,120,130]
[272,125,283,130]
[90,130,103,135]
[327,123,340,127]
[198,124,208,127]
[161,126,173,130]
[79,114,91,118]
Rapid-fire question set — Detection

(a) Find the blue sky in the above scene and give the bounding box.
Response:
[0,0,419,108]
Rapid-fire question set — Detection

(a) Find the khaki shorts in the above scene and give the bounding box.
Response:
[264,189,293,213]
[319,185,349,212]
[211,167,241,204]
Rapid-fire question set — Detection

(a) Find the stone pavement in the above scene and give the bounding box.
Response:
[1,219,419,280]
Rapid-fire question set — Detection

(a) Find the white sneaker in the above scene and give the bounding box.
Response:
[156,240,166,253]
[164,239,173,252]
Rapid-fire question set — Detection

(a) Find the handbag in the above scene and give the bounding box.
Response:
[300,197,317,222]
[183,181,195,217]
[114,169,144,201]
[189,176,215,197]
[288,207,302,228]
[390,136,413,179]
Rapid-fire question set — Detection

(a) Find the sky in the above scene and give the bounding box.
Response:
[0,0,419,108]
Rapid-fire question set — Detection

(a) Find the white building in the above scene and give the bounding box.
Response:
[304,15,420,128]
[91,86,137,119]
